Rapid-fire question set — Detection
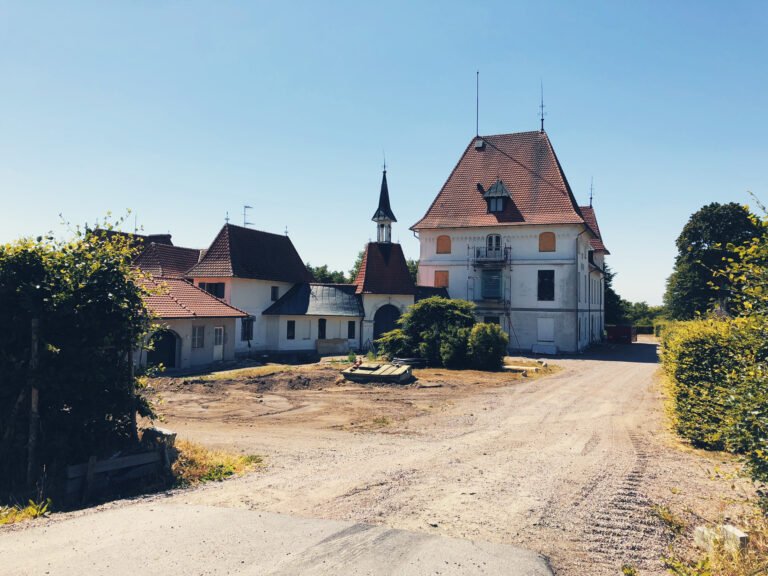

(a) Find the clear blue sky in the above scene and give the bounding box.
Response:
[1,1,766,305]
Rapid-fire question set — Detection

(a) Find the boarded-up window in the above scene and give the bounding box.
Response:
[436,235,451,254]
[434,270,449,288]
[539,232,556,252]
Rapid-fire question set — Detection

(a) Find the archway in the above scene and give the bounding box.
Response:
[147,330,178,369]
[374,305,401,340]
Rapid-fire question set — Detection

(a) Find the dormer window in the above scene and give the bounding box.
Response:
[481,179,511,214]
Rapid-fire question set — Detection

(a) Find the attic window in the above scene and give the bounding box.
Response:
[482,179,510,214]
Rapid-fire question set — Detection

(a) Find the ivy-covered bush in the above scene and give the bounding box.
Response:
[376,297,508,370]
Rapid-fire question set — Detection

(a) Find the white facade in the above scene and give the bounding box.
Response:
[264,315,362,352]
[360,293,415,348]
[192,277,294,355]
[417,224,605,353]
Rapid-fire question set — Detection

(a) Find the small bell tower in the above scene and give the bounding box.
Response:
[372,168,396,243]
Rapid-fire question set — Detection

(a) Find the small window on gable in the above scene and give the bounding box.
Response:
[539,232,556,252]
[436,235,451,254]
[487,197,505,213]
[434,270,449,288]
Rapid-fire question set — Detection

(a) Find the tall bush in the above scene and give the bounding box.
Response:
[0,226,153,498]
[468,323,509,370]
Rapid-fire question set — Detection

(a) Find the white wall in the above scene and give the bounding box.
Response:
[269,315,362,352]
[227,278,295,354]
[134,317,238,369]
[417,224,604,353]
[360,294,415,347]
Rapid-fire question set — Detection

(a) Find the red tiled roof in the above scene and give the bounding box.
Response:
[353,242,416,295]
[411,131,587,230]
[134,243,203,277]
[579,206,610,254]
[139,276,248,319]
[186,224,314,283]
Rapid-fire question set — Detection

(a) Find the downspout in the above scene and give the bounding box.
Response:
[575,226,588,353]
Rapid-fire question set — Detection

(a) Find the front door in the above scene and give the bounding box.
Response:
[213,326,224,361]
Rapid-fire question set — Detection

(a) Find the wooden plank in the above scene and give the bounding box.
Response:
[67,451,161,479]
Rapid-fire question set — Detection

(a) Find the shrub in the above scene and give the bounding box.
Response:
[439,327,470,369]
[654,319,672,338]
[376,328,412,359]
[660,317,768,508]
[468,323,509,371]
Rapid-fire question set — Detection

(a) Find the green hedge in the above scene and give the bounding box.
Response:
[659,317,768,507]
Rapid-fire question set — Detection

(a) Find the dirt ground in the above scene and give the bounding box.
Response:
[139,337,752,575]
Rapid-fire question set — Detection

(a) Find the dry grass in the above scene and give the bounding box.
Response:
[187,364,292,383]
[172,440,264,487]
[0,499,51,526]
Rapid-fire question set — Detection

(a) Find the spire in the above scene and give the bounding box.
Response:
[372,169,396,243]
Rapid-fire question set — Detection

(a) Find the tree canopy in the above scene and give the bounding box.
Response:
[664,202,763,319]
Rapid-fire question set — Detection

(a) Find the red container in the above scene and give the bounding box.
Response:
[606,325,637,343]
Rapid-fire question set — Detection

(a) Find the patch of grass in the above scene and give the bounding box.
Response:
[371,416,390,427]
[664,513,768,576]
[0,499,51,526]
[172,440,264,487]
[185,364,291,383]
[652,503,687,535]
[621,565,638,576]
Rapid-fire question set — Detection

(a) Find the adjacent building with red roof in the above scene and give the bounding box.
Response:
[412,130,608,353]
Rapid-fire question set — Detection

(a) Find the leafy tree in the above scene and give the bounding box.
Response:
[603,265,627,324]
[349,250,364,282]
[0,222,153,496]
[407,259,419,284]
[664,202,763,319]
[305,262,347,283]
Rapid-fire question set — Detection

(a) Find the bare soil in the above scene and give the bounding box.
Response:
[139,337,753,575]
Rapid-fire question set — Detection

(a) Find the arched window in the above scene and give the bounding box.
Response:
[436,235,451,254]
[539,232,556,252]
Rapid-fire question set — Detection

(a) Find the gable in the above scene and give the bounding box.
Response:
[353,242,416,295]
[186,224,314,283]
[412,131,586,230]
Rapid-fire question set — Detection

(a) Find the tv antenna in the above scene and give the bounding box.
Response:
[225,211,230,224]
[539,79,546,132]
[243,205,253,228]
[589,177,594,207]
[284,225,289,236]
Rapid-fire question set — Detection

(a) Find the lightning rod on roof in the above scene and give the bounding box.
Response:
[476,70,479,136]
[382,150,386,172]
[589,177,594,207]
[243,205,253,228]
[539,79,546,133]
[225,211,230,224]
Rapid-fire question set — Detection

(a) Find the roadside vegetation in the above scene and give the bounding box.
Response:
[658,198,768,573]
[0,216,155,507]
[172,440,263,487]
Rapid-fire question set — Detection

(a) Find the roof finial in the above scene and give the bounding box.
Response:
[382,150,386,173]
[285,225,289,236]
[589,177,594,207]
[539,79,546,133]
[225,211,230,224]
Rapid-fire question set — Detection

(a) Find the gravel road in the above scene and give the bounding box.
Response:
[3,337,750,575]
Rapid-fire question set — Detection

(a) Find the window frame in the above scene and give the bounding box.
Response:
[538,232,556,252]
[286,320,295,340]
[192,326,205,349]
[537,270,555,301]
[270,286,279,301]
[347,320,356,340]
[318,318,327,340]
[241,316,254,342]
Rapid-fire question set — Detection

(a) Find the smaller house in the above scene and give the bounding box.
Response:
[135,276,247,370]
[262,283,363,354]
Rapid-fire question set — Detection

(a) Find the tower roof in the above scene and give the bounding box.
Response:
[372,170,397,222]
[352,242,415,295]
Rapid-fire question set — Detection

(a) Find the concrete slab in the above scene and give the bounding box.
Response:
[0,502,553,576]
